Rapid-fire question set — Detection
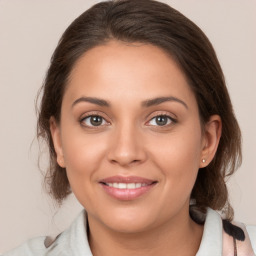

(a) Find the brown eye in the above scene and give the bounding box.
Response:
[81,115,107,127]
[148,115,174,126]
[155,116,168,126]
[91,116,103,126]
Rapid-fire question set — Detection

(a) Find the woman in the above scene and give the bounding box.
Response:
[3,0,256,255]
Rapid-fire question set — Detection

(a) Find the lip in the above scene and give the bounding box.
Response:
[99,176,157,201]
[100,176,156,184]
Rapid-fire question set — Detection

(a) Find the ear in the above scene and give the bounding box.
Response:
[49,117,66,168]
[200,115,222,168]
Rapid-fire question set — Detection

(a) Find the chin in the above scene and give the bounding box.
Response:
[96,207,161,234]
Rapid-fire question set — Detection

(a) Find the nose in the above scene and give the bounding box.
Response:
[107,123,147,167]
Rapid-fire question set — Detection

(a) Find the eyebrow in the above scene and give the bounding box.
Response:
[72,97,110,107]
[72,96,188,109]
[141,96,188,109]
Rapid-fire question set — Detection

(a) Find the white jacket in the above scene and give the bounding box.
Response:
[3,208,256,256]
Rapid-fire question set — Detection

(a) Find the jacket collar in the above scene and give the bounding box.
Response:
[196,208,222,255]
[49,208,222,255]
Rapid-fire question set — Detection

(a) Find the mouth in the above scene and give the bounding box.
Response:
[101,182,153,189]
[99,176,158,200]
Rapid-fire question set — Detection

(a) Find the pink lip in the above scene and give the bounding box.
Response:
[100,176,155,184]
[99,176,157,201]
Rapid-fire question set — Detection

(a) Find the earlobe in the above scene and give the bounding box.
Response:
[200,115,222,168]
[49,117,66,168]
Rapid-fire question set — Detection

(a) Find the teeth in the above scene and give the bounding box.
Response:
[127,183,135,189]
[106,183,148,189]
[119,183,126,189]
[135,183,141,188]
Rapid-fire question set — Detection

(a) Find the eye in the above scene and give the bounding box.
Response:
[81,115,108,127]
[148,115,175,126]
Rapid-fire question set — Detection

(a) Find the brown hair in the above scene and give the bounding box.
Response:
[37,0,241,220]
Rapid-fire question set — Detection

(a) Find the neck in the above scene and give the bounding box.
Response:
[88,207,203,256]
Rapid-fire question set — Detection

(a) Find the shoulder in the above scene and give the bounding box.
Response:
[246,225,256,253]
[222,219,256,255]
[2,210,92,256]
[1,235,69,256]
[196,208,256,256]
[2,236,47,256]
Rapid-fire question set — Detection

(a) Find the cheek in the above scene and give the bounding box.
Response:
[149,126,202,190]
[61,130,108,183]
[61,132,109,209]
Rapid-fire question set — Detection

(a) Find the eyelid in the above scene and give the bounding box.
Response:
[79,111,111,127]
[145,111,177,126]
[80,111,108,119]
[146,111,177,121]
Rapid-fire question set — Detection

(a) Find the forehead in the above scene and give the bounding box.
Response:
[64,40,196,107]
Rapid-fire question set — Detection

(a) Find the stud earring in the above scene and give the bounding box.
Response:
[202,159,206,163]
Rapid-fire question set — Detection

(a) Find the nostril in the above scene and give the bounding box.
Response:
[107,139,147,166]
[110,159,140,166]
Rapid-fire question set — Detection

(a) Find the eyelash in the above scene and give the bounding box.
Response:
[147,114,177,127]
[79,112,177,128]
[80,112,110,128]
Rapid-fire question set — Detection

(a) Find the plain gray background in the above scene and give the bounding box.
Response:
[0,0,255,253]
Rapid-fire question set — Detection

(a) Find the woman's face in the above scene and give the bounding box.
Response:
[51,40,212,233]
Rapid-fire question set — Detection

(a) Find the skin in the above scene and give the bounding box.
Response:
[50,40,222,256]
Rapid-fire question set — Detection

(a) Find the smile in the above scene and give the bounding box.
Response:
[99,176,157,200]
[105,183,149,189]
